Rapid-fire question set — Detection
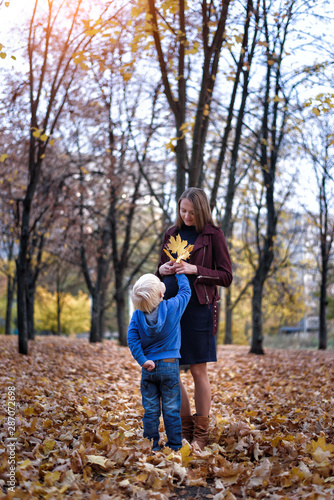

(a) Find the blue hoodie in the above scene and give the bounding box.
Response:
[127,274,191,367]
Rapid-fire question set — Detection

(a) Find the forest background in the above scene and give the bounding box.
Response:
[0,0,334,355]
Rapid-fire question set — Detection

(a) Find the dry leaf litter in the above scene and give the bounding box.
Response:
[0,337,334,499]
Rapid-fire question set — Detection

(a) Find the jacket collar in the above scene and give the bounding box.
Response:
[166,223,217,236]
[165,223,218,254]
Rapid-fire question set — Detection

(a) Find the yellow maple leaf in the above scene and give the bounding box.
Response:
[176,249,193,263]
[164,235,194,263]
[308,436,334,453]
[307,436,334,463]
[180,442,193,467]
[163,248,175,261]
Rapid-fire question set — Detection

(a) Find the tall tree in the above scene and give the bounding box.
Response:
[64,25,171,343]
[14,0,108,354]
[146,0,233,199]
[211,0,261,343]
[247,0,313,354]
[301,113,334,350]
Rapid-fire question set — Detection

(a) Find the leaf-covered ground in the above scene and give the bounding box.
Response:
[1,337,334,499]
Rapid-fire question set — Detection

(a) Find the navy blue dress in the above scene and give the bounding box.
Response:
[163,225,216,365]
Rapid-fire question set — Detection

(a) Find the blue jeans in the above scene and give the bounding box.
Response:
[141,359,182,451]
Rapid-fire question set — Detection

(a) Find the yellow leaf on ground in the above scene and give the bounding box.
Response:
[43,439,55,454]
[180,442,192,467]
[86,455,109,468]
[307,436,334,455]
[44,470,61,486]
[18,459,32,469]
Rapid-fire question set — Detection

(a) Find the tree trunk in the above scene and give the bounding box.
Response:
[5,272,16,335]
[116,287,127,347]
[16,158,42,353]
[90,290,102,343]
[26,271,35,340]
[250,278,265,354]
[55,268,62,335]
[224,288,232,344]
[26,288,35,340]
[57,289,61,336]
[319,256,327,350]
[17,208,30,352]
[175,135,186,200]
[90,290,106,343]
[16,259,28,354]
[99,303,106,342]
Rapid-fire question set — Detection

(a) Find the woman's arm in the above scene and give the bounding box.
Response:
[196,229,233,288]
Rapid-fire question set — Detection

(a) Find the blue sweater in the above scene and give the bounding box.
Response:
[127,274,191,367]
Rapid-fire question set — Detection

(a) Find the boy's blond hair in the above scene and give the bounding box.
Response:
[131,274,165,313]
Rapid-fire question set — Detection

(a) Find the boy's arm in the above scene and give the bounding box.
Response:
[169,274,191,317]
[127,315,148,367]
[142,360,155,371]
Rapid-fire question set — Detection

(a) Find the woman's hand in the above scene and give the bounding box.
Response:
[159,260,176,276]
[174,261,198,275]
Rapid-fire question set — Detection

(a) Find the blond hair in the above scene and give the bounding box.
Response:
[176,188,214,232]
[131,274,165,313]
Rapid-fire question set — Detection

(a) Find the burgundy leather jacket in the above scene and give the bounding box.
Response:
[156,223,233,335]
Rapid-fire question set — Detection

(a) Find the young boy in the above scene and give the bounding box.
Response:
[127,272,191,451]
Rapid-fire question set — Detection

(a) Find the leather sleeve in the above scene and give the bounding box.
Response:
[195,229,233,288]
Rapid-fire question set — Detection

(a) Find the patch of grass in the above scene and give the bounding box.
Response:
[264,331,334,350]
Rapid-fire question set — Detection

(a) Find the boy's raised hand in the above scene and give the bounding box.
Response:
[142,360,155,371]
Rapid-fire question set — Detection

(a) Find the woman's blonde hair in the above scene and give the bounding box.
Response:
[131,274,165,313]
[176,188,214,232]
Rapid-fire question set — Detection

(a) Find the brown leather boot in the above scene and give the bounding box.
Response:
[181,415,194,443]
[192,415,209,449]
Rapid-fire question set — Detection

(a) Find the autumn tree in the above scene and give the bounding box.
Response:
[133,0,331,352]
[210,0,261,343]
[34,286,90,335]
[142,0,237,199]
[0,69,90,341]
[300,112,334,350]
[239,0,329,354]
[235,205,308,340]
[0,156,18,337]
[57,63,171,344]
[9,0,114,354]
[0,76,29,336]
[0,214,17,336]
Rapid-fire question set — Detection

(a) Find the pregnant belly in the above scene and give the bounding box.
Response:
[163,274,179,300]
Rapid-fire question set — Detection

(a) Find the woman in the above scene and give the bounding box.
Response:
[156,188,233,449]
